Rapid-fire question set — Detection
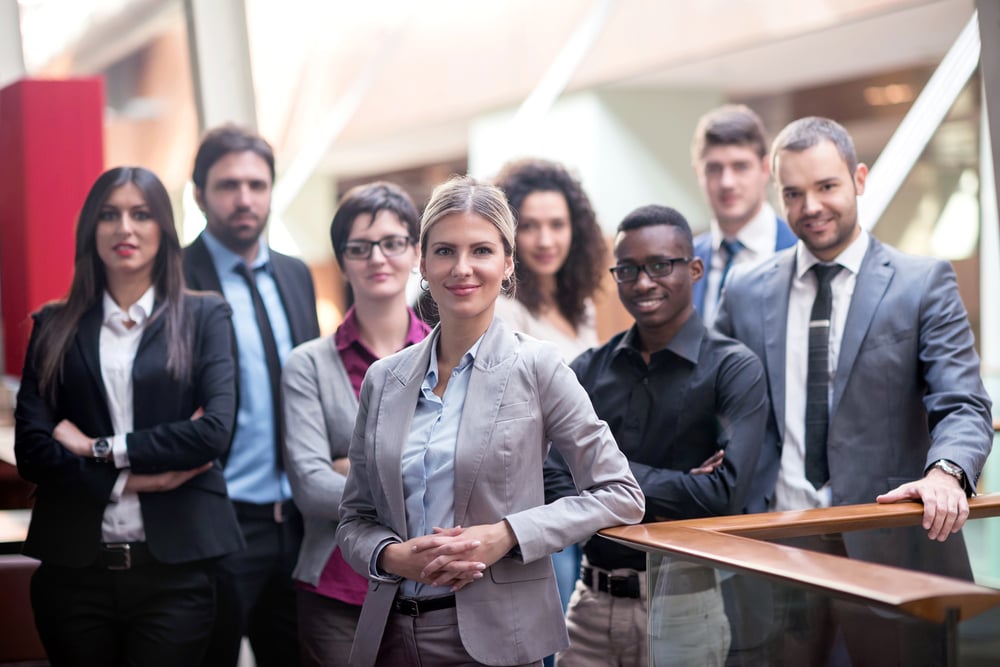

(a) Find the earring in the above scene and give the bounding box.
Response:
[500,275,513,293]
[420,277,430,291]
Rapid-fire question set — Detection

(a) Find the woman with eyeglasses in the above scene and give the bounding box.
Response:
[335,175,644,667]
[14,166,243,666]
[282,181,430,666]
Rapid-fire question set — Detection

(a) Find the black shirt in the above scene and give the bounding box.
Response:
[544,313,768,571]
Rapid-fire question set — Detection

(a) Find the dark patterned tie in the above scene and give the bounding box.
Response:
[718,239,744,298]
[805,263,842,489]
[234,263,284,470]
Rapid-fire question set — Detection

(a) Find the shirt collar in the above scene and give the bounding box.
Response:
[202,228,271,274]
[424,330,484,389]
[614,311,704,365]
[335,306,430,353]
[102,285,156,327]
[710,201,778,256]
[794,228,870,279]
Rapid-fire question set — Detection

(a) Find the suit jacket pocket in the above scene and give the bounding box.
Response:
[860,328,914,353]
[489,553,550,584]
[495,400,533,423]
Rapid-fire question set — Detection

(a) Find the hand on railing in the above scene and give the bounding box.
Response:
[876,468,969,542]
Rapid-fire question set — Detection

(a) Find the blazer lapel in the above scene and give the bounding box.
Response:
[452,319,512,525]
[268,254,304,344]
[376,330,436,538]
[762,254,795,441]
[135,299,166,359]
[75,304,112,427]
[184,235,224,294]
[832,238,892,415]
[692,236,712,314]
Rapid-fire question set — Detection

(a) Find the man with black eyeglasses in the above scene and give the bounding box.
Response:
[546,205,768,667]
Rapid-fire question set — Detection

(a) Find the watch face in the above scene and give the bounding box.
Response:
[93,439,111,459]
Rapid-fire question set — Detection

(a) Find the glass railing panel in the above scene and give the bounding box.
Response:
[645,551,991,666]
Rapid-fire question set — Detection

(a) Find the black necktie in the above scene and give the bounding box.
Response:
[805,263,842,489]
[718,239,744,298]
[234,263,284,470]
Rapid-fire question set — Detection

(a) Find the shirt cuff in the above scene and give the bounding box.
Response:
[109,471,129,502]
[112,434,129,469]
[369,538,403,582]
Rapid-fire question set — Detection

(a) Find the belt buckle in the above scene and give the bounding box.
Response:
[273,501,285,524]
[396,598,419,616]
[609,574,639,598]
[104,543,132,570]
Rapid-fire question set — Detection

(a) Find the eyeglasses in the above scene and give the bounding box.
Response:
[342,235,413,260]
[609,258,693,283]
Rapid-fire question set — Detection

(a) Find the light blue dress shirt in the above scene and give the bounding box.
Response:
[202,230,293,503]
[399,335,482,598]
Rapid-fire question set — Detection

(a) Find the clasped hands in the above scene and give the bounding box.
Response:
[378,521,517,592]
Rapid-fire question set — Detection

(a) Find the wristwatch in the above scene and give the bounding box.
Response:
[931,459,965,487]
[92,438,112,463]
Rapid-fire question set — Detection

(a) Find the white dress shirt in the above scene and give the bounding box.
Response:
[774,231,870,511]
[703,202,780,327]
[99,287,155,543]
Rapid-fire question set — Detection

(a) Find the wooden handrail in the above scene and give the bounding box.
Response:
[656,492,1000,540]
[600,493,1000,624]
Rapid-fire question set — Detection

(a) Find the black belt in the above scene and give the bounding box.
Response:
[581,566,641,598]
[232,500,295,524]
[582,564,717,597]
[392,595,457,616]
[96,542,157,570]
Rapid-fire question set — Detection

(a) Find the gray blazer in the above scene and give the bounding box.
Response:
[716,236,993,578]
[336,317,645,667]
[282,336,357,586]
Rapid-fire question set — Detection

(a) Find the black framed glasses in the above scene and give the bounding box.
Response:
[342,235,413,260]
[609,258,693,283]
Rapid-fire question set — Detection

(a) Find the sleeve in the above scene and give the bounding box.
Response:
[14,314,118,502]
[503,350,646,564]
[123,297,238,471]
[335,367,403,578]
[917,261,993,490]
[282,343,348,520]
[542,348,596,504]
[629,347,769,518]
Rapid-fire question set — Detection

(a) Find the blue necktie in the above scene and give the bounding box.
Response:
[718,239,744,298]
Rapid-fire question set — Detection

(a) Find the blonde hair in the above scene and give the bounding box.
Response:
[419,175,515,258]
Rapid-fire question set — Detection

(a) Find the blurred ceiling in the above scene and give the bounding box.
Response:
[16,0,975,177]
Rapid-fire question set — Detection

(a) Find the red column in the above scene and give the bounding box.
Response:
[0,78,104,377]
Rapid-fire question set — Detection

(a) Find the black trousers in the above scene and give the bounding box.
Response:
[200,501,303,667]
[31,557,215,667]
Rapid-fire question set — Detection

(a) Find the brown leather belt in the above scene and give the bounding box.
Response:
[393,595,457,616]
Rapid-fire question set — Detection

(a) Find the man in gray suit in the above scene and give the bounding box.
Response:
[715,116,992,664]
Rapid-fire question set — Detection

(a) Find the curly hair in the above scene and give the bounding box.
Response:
[493,158,605,329]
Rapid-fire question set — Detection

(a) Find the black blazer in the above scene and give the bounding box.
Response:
[14,292,245,567]
[182,233,320,348]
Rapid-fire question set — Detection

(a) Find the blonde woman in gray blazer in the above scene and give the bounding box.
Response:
[282,182,430,666]
[337,176,644,667]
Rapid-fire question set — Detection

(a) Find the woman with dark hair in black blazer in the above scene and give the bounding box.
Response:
[14,166,245,666]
